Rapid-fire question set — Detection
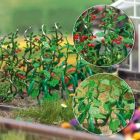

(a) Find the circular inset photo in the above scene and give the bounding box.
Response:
[73,5,135,66]
[73,73,135,135]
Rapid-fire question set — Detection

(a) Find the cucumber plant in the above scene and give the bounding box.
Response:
[73,73,135,135]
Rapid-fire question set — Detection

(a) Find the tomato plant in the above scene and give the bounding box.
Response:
[0,23,100,103]
[73,73,135,135]
[73,5,135,66]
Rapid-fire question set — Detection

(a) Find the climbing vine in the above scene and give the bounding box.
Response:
[73,73,135,134]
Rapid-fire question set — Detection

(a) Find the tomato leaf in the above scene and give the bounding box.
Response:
[28,80,35,95]
[117,15,126,21]
[49,79,59,87]
[96,32,105,37]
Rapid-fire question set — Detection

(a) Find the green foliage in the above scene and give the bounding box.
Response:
[0,131,40,140]
[73,74,135,134]
[73,5,134,66]
[0,24,100,103]
[0,81,13,102]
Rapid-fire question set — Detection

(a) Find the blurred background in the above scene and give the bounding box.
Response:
[0,0,112,34]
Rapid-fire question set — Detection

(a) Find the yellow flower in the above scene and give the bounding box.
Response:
[61,103,67,108]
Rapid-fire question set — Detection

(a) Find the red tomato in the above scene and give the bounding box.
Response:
[118,36,123,41]
[80,35,88,42]
[91,15,96,21]
[90,35,97,40]
[116,40,121,45]
[73,34,80,41]
[125,44,132,48]
[65,76,70,84]
[88,43,95,48]
[16,73,26,80]
[51,72,55,77]
[67,68,76,73]
[35,37,39,42]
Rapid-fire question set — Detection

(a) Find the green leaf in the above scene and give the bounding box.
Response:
[45,92,60,101]
[96,32,105,37]
[81,81,89,88]
[87,91,93,98]
[112,86,121,96]
[88,80,96,87]
[89,106,99,115]
[88,116,95,132]
[77,45,84,52]
[103,102,111,112]
[93,99,101,107]
[50,46,57,51]
[43,85,48,97]
[49,79,59,87]
[94,113,106,119]
[129,103,135,110]
[109,119,120,132]
[117,15,126,21]
[53,67,63,75]
[33,63,40,68]
[94,128,101,134]
[124,111,133,120]
[43,42,49,47]
[121,80,132,94]
[100,79,110,86]
[78,100,86,112]
[28,80,35,95]
[109,98,116,105]
[116,113,127,127]
[78,97,85,101]
[41,70,50,79]
[43,58,52,63]
[89,106,106,119]
[124,38,133,44]
[78,112,87,124]
[30,90,39,98]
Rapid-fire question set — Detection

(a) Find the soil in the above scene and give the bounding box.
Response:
[0,96,37,108]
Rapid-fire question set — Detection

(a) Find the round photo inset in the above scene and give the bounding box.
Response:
[73,73,135,135]
[73,5,135,66]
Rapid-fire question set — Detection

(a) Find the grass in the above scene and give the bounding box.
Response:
[15,98,74,125]
[0,131,26,140]
[0,131,41,140]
